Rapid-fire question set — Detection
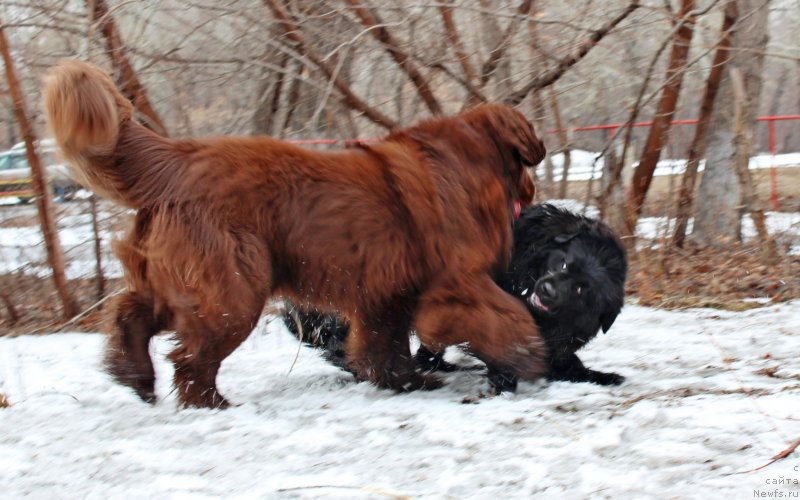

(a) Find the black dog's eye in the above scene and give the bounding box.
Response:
[576,286,582,295]
[561,260,567,271]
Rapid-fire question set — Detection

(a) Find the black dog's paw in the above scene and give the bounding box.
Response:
[591,371,625,386]
[414,346,460,373]
[486,366,518,394]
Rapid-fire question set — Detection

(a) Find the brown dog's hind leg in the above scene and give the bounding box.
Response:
[168,308,262,409]
[105,293,164,404]
[414,274,549,386]
[347,308,441,392]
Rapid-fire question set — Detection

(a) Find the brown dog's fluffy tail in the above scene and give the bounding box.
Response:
[43,60,150,207]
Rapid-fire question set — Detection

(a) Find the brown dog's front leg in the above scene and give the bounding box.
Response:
[414,273,549,387]
[346,310,441,392]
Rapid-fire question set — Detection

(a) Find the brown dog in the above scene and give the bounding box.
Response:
[43,60,548,408]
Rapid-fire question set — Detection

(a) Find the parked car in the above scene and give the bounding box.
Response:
[0,139,78,202]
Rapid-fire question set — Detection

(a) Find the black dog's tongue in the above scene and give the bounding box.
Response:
[529,293,549,312]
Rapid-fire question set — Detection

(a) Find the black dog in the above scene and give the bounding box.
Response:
[282,204,627,392]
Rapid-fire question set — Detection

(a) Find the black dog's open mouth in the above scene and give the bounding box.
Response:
[528,293,550,312]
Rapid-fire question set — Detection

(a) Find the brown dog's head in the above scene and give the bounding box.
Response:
[462,104,545,206]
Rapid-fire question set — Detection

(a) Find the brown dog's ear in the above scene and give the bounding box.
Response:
[482,104,546,167]
[514,119,546,168]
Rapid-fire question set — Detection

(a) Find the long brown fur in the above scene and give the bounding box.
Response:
[43,60,549,408]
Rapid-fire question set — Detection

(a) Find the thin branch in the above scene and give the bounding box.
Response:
[88,0,169,136]
[727,437,800,475]
[505,0,641,105]
[262,0,397,129]
[427,61,489,103]
[477,0,534,89]
[344,0,442,115]
[438,0,478,87]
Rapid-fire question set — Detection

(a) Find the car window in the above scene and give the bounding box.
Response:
[10,154,29,170]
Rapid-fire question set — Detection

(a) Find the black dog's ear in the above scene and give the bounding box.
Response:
[600,310,620,333]
[554,233,578,244]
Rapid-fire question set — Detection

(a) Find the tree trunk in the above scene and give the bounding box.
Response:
[693,0,771,245]
[1,286,19,324]
[252,52,289,135]
[477,0,533,95]
[730,68,778,261]
[672,1,738,248]
[624,0,696,239]
[529,90,553,198]
[600,141,628,235]
[548,87,571,199]
[0,24,79,319]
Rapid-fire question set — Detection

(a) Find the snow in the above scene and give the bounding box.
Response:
[1,302,799,498]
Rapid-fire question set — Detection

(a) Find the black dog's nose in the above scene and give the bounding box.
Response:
[541,280,555,299]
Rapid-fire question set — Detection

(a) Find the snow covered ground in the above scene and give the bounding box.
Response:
[1,302,799,499]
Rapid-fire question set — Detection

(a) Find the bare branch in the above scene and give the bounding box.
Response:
[262,0,397,129]
[504,0,640,106]
[344,0,442,115]
[477,0,534,89]
[438,1,478,87]
[88,0,169,136]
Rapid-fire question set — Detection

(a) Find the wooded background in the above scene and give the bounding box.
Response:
[0,0,798,323]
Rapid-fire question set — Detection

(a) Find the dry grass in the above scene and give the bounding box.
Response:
[0,393,10,408]
[627,241,800,310]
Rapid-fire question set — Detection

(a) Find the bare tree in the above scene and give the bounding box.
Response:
[693,0,772,245]
[0,22,78,319]
[623,0,696,239]
[672,0,738,248]
[730,67,778,260]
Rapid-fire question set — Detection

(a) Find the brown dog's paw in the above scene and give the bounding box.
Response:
[105,353,157,404]
[385,370,443,392]
[179,388,231,409]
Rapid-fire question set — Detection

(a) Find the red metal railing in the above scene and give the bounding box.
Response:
[544,114,800,210]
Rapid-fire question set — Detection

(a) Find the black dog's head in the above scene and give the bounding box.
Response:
[501,204,627,353]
